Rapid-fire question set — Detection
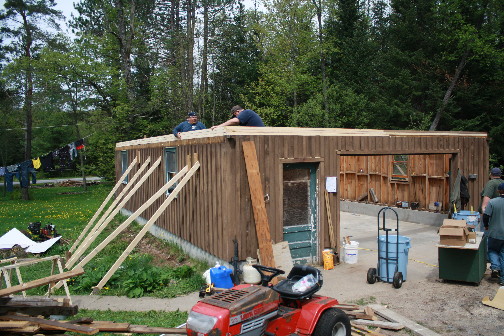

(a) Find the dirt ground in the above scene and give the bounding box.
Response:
[70,211,503,336]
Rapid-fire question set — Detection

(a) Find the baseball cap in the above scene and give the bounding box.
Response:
[498,183,504,191]
[491,167,502,176]
[230,105,242,117]
[187,112,197,117]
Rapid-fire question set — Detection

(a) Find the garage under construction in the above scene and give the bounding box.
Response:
[114,126,488,267]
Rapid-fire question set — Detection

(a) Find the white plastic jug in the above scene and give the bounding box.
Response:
[242,257,261,284]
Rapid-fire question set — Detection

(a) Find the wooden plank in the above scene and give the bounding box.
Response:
[242,141,275,268]
[128,325,186,333]
[66,156,155,269]
[69,156,138,253]
[0,267,84,297]
[368,304,442,336]
[352,319,404,330]
[0,321,30,328]
[92,162,200,292]
[324,190,336,248]
[0,314,98,335]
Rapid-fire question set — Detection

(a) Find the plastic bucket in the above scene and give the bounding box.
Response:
[452,211,481,231]
[210,266,234,289]
[343,241,359,264]
[378,235,411,282]
[323,249,334,270]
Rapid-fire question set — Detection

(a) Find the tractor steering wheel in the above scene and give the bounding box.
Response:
[252,264,285,286]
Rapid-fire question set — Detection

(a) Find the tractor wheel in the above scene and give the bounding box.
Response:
[367,268,377,284]
[392,272,403,289]
[313,307,351,336]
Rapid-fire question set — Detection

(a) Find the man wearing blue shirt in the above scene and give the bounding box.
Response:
[211,105,265,129]
[483,182,504,285]
[173,112,206,138]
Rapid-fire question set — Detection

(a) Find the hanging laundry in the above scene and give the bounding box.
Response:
[40,153,55,172]
[4,170,14,192]
[18,160,33,188]
[69,142,77,160]
[6,164,19,173]
[32,157,42,169]
[29,167,37,184]
[0,167,5,176]
[75,138,85,150]
[56,145,71,169]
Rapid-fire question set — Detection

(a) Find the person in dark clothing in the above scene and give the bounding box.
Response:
[483,183,504,284]
[173,112,206,139]
[211,105,265,129]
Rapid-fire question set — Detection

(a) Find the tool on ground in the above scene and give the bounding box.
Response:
[187,264,351,336]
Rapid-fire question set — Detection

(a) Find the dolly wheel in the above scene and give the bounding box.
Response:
[392,272,403,289]
[367,268,377,284]
[313,308,351,336]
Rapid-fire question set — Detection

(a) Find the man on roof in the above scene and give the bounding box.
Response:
[211,105,264,129]
[173,112,206,139]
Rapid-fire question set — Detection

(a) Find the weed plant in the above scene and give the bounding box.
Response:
[0,183,207,298]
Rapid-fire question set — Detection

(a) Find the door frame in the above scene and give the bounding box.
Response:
[279,158,324,264]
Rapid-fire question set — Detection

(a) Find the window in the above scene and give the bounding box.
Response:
[392,155,408,182]
[121,150,129,184]
[164,147,178,194]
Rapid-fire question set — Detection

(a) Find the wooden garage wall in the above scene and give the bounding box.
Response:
[115,132,488,263]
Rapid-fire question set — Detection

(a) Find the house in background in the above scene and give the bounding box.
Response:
[115,127,488,266]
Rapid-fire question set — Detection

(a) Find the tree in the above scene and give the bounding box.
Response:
[0,0,63,199]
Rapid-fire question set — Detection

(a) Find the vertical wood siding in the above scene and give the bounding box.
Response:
[115,133,488,264]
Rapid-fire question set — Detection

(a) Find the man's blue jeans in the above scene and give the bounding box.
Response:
[488,237,504,282]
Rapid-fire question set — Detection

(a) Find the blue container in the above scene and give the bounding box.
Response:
[452,211,481,231]
[378,235,411,282]
[210,265,234,289]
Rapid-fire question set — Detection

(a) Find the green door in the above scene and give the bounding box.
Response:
[283,163,318,264]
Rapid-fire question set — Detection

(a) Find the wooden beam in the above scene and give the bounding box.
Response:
[0,314,98,335]
[0,267,84,297]
[66,156,159,269]
[69,156,138,253]
[72,165,189,271]
[324,190,336,248]
[242,141,275,268]
[92,162,200,293]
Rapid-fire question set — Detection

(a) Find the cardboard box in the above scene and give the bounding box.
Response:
[467,231,477,244]
[439,219,469,246]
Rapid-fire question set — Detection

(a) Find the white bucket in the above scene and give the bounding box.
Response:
[343,241,359,264]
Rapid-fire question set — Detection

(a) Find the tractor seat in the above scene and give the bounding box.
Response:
[272,265,323,299]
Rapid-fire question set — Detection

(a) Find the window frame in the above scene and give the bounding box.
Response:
[164,147,178,195]
[121,150,129,184]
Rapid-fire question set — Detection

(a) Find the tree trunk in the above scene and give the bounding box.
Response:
[21,10,33,201]
[429,51,469,131]
[312,0,328,122]
[199,2,209,118]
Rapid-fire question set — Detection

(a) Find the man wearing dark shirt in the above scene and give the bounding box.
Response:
[173,112,206,138]
[211,105,265,129]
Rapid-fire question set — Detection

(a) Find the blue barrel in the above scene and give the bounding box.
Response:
[210,265,234,289]
[452,211,481,231]
[378,235,411,282]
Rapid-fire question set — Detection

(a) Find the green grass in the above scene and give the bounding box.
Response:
[68,309,188,336]
[0,183,207,298]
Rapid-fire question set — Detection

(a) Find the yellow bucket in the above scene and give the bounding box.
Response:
[323,249,334,270]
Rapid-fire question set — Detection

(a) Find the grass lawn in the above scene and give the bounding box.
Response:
[0,182,207,298]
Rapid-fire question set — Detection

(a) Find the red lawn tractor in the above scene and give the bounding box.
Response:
[186,264,351,336]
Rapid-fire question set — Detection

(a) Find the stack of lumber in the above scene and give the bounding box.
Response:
[0,312,186,335]
[335,303,405,336]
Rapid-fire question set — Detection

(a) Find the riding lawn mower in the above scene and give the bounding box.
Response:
[186,264,351,336]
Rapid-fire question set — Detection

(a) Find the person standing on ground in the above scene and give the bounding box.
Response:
[483,183,504,285]
[480,167,504,213]
[210,105,265,129]
[173,112,206,139]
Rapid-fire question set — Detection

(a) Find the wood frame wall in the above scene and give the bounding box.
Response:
[114,128,488,265]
